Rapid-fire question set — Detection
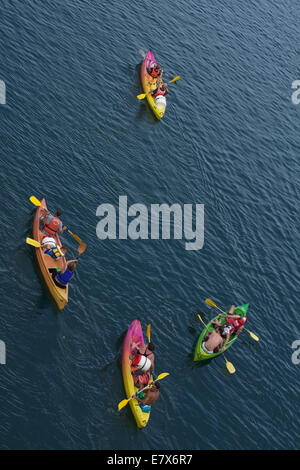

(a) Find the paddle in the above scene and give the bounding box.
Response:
[29,195,42,207]
[137,75,181,100]
[205,298,259,342]
[147,324,151,343]
[26,237,86,259]
[118,372,169,411]
[197,314,235,374]
[77,243,87,257]
[29,195,85,246]
[26,237,42,248]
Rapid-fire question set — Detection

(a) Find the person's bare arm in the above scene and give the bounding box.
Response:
[222,334,230,350]
[58,225,68,234]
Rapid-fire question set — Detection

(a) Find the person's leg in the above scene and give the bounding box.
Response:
[139,404,151,413]
[229,305,235,314]
[49,270,66,289]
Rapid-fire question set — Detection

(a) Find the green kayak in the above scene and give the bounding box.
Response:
[194,304,249,361]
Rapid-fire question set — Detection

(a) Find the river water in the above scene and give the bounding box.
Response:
[0,0,299,449]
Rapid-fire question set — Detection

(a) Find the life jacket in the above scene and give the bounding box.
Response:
[41,236,62,259]
[56,267,74,285]
[226,316,246,332]
[132,354,151,372]
[45,246,62,259]
[44,215,61,236]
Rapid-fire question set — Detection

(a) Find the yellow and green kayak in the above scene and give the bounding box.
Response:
[194,304,249,361]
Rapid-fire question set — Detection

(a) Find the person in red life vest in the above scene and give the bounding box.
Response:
[49,260,78,290]
[212,305,248,351]
[41,208,67,236]
[131,353,152,389]
[147,63,163,80]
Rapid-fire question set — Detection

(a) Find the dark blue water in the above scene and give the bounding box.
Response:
[1,0,299,450]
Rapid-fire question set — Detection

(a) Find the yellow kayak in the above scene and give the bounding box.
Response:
[141,50,166,120]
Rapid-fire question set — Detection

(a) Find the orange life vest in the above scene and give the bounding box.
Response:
[44,216,61,236]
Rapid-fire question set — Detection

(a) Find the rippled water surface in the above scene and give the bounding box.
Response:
[0,0,299,450]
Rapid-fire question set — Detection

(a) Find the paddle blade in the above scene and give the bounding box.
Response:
[68,230,82,245]
[156,372,169,381]
[147,324,151,342]
[248,330,259,341]
[137,93,147,100]
[118,399,129,411]
[205,298,217,308]
[29,196,41,207]
[169,75,181,83]
[26,237,41,248]
[225,359,236,374]
[77,243,87,256]
[198,314,207,328]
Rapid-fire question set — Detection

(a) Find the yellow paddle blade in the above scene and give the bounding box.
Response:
[26,237,41,248]
[137,92,147,100]
[198,314,207,328]
[29,196,41,207]
[169,75,181,83]
[147,324,151,342]
[118,399,130,411]
[225,359,236,374]
[68,230,83,245]
[155,372,169,381]
[205,298,217,308]
[247,330,259,341]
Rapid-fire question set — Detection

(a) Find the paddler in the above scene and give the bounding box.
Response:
[136,381,160,413]
[212,305,248,351]
[41,236,68,260]
[131,341,155,372]
[151,82,169,99]
[147,63,163,81]
[49,260,78,289]
[41,208,67,236]
[131,353,152,389]
[202,328,223,354]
